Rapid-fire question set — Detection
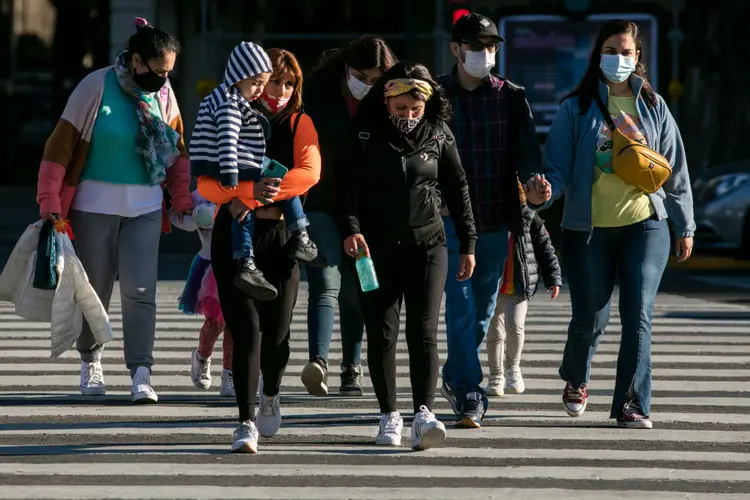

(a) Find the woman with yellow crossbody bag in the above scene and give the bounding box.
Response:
[529,20,695,430]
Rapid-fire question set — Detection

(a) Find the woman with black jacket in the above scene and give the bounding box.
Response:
[301,36,397,398]
[337,62,477,451]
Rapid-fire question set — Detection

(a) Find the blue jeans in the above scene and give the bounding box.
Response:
[559,216,670,418]
[442,216,508,404]
[305,211,363,367]
[231,197,308,260]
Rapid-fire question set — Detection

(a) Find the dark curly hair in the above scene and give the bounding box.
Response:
[357,61,451,125]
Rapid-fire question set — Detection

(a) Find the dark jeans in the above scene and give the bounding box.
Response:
[305,211,363,367]
[231,196,309,260]
[559,215,670,418]
[360,238,448,414]
[441,216,508,407]
[212,206,300,422]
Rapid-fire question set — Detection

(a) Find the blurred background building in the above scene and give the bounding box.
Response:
[1,0,749,260]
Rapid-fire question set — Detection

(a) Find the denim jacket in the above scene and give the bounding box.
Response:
[542,75,695,238]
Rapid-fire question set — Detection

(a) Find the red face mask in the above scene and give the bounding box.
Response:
[259,92,290,113]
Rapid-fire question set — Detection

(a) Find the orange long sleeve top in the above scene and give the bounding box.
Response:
[197,112,321,208]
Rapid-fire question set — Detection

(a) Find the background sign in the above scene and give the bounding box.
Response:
[498,14,658,135]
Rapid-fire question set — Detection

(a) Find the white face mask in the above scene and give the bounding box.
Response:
[347,71,372,100]
[461,49,495,79]
[599,54,636,84]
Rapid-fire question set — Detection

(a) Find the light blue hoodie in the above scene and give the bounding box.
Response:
[542,74,695,238]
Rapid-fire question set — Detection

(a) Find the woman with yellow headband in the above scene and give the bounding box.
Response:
[336,62,477,451]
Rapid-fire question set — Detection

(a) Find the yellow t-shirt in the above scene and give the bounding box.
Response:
[591,95,655,227]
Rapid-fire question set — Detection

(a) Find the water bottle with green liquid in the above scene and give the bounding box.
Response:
[355,248,379,292]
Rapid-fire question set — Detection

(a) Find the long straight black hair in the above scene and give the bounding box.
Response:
[563,20,657,113]
[310,35,397,84]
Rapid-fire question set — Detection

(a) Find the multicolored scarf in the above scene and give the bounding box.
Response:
[114,51,180,185]
[498,233,519,296]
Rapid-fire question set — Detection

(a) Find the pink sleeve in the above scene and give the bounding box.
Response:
[37,161,66,215]
[166,156,192,212]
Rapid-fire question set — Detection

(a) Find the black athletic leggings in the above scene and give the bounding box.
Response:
[359,237,448,414]
[211,205,299,422]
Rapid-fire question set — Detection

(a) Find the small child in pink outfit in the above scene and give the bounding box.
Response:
[172,191,234,397]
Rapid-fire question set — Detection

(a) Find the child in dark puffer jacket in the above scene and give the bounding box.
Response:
[485,177,563,397]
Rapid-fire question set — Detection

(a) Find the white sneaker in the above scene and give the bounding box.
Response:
[219,369,235,397]
[131,366,158,404]
[256,393,282,438]
[190,349,211,390]
[486,374,505,397]
[231,420,259,453]
[505,369,525,394]
[411,406,446,451]
[375,412,403,446]
[79,360,106,396]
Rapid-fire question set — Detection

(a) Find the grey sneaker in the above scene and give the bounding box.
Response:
[256,394,282,438]
[339,364,363,397]
[131,366,158,404]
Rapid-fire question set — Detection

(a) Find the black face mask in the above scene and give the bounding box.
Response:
[133,61,167,93]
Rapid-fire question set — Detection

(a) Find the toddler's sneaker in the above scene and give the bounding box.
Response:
[486,374,504,397]
[505,368,525,394]
[219,369,235,397]
[190,349,211,390]
[234,258,277,301]
[284,230,326,266]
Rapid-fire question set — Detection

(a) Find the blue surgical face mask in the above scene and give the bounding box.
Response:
[599,54,636,84]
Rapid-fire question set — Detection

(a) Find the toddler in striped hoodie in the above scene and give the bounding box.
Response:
[190,41,319,301]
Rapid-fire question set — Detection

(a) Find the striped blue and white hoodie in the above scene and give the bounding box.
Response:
[189,42,273,186]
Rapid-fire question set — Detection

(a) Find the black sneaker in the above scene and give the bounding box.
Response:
[339,364,363,397]
[284,230,326,266]
[233,259,278,301]
[457,391,486,429]
[301,356,329,396]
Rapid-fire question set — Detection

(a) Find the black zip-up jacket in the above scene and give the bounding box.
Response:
[509,206,562,299]
[337,114,477,255]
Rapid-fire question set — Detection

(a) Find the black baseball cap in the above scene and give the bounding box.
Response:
[452,13,505,44]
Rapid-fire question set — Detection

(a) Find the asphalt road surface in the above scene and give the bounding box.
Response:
[1,281,749,499]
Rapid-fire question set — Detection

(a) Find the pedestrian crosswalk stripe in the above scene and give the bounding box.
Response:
[0,281,749,499]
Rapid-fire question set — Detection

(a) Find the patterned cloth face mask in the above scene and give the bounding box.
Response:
[389,113,423,135]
